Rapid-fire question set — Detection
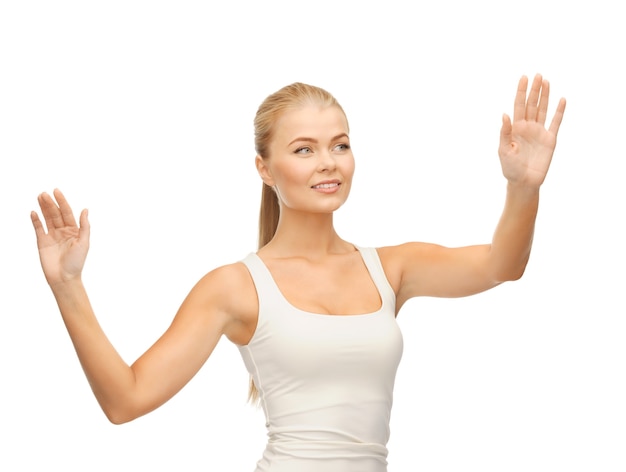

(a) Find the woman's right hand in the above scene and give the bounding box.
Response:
[31,189,90,287]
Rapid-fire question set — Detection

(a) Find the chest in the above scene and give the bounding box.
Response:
[264,255,382,315]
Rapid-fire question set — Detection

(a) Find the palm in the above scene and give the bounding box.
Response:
[31,189,90,286]
[498,74,566,187]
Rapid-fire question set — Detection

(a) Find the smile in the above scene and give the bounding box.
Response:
[312,183,340,189]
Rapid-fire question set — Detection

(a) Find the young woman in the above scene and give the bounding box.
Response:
[31,75,566,472]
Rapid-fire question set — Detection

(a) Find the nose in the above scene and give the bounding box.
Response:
[317,149,337,173]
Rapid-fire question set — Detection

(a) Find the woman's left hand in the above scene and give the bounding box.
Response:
[498,74,566,188]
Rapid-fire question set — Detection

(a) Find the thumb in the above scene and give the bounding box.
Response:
[499,113,512,145]
[79,209,90,246]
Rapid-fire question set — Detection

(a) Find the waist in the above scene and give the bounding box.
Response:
[262,438,388,467]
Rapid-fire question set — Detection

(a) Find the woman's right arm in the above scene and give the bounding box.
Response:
[31,189,253,424]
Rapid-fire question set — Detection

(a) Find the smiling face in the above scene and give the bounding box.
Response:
[256,105,354,215]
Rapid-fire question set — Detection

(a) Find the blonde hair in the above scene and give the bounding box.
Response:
[249,82,347,403]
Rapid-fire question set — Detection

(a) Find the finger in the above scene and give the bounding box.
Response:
[548,97,567,136]
[53,188,78,228]
[38,192,65,232]
[78,209,91,247]
[513,75,529,123]
[31,211,47,238]
[500,113,512,146]
[536,79,550,125]
[525,74,543,121]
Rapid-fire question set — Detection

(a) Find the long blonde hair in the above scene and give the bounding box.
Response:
[249,82,347,403]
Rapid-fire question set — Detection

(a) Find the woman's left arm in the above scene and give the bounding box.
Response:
[380,74,566,306]
[488,73,566,280]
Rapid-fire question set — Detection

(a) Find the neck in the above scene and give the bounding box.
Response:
[261,208,352,258]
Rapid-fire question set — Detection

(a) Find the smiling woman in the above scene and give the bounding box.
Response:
[31,77,565,471]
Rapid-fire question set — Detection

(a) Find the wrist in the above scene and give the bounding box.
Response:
[48,276,85,294]
[506,181,541,197]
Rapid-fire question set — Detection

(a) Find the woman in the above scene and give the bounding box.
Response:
[31,75,566,471]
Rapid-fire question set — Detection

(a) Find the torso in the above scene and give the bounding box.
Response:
[223,244,404,346]
[237,246,403,471]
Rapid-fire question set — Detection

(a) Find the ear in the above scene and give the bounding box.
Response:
[255,155,275,186]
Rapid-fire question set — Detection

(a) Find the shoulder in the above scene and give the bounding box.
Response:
[376,242,448,300]
[377,242,445,263]
[193,262,257,317]
[376,242,439,272]
[185,261,258,345]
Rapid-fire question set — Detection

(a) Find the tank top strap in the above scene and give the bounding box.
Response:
[354,246,397,311]
[240,252,285,307]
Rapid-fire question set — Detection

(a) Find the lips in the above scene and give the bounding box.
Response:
[312,183,340,189]
[311,180,341,189]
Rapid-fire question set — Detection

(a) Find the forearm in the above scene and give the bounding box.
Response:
[488,182,540,282]
[50,279,136,423]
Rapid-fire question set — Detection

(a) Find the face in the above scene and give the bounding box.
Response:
[257,105,354,215]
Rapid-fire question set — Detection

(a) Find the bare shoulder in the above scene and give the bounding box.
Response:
[198,262,257,311]
[185,261,258,345]
[376,242,442,292]
[376,242,454,304]
[377,241,446,260]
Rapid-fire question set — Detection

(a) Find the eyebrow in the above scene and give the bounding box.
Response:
[288,133,349,146]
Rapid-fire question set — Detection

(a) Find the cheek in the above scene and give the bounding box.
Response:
[343,156,356,179]
[273,162,313,189]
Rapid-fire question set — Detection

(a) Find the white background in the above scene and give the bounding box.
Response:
[1,1,624,470]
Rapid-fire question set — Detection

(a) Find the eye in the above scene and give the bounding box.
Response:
[333,143,350,151]
[295,146,312,155]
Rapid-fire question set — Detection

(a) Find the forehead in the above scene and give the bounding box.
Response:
[273,105,349,142]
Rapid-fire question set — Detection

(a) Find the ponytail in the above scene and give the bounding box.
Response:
[258,183,280,249]
[248,182,280,403]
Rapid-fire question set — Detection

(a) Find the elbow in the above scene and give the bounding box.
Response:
[506,269,525,282]
[493,264,527,284]
[509,258,530,281]
[106,413,132,426]
[489,252,530,283]
[103,407,135,425]
[100,400,142,425]
[487,257,528,284]
[96,384,158,425]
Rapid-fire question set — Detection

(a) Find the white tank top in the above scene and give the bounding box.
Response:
[238,246,404,472]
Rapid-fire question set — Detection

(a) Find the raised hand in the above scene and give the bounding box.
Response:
[31,189,90,286]
[498,74,566,187]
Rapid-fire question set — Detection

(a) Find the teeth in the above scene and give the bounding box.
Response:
[313,183,339,189]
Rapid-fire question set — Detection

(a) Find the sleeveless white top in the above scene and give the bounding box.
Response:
[238,246,404,472]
